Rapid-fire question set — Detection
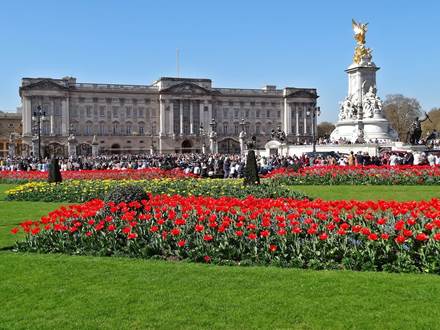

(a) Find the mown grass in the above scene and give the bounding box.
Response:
[1,252,440,329]
[2,183,440,329]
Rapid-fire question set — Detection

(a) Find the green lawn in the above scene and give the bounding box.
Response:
[2,183,440,329]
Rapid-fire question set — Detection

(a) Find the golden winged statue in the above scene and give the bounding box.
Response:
[352,19,368,45]
[352,19,372,64]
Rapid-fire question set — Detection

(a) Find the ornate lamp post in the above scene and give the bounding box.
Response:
[209,119,217,154]
[199,124,207,154]
[32,105,46,161]
[306,104,321,153]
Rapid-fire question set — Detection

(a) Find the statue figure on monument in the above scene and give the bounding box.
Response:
[352,19,372,64]
[408,113,431,145]
[362,86,382,118]
[339,95,356,120]
[270,125,286,142]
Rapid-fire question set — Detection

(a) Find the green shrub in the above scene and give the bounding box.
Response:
[105,184,149,204]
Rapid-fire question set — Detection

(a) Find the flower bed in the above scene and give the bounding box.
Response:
[265,165,440,185]
[0,168,194,183]
[6,179,310,202]
[12,195,440,273]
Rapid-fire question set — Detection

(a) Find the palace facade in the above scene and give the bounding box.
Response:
[0,111,22,158]
[19,76,318,156]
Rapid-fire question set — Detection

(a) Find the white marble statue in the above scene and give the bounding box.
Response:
[339,95,356,120]
[362,86,383,119]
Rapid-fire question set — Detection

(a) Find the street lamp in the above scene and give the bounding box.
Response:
[32,105,46,161]
[306,104,321,153]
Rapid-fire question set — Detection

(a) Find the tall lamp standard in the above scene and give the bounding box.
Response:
[32,105,46,161]
[306,104,321,153]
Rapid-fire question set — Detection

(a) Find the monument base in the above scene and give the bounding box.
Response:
[331,116,397,143]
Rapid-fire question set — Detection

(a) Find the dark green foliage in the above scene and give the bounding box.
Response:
[105,184,149,204]
[47,158,62,183]
[244,150,260,186]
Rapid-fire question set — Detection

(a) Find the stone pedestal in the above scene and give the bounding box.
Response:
[239,131,246,157]
[331,55,397,143]
[209,132,217,153]
[91,135,99,157]
[67,135,77,158]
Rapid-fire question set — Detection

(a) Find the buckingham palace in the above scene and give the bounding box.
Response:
[19,76,318,156]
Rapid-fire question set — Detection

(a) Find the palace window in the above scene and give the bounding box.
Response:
[250,101,255,107]
[234,122,239,135]
[99,106,105,117]
[229,101,234,106]
[112,122,119,135]
[266,109,271,118]
[245,122,250,134]
[139,125,144,135]
[133,108,138,118]
[126,106,132,118]
[223,109,228,119]
[86,106,92,117]
[85,122,93,135]
[256,109,260,118]
[126,124,132,135]
[256,123,261,134]
[138,107,144,117]
[99,122,105,135]
[223,123,228,135]
[234,109,239,118]
[277,110,281,118]
[71,106,78,117]
[112,106,119,118]
[245,109,250,118]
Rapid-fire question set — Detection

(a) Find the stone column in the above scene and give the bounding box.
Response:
[168,100,174,135]
[189,100,194,134]
[303,105,307,135]
[50,115,55,135]
[207,102,212,125]
[199,101,204,132]
[179,100,184,135]
[22,97,32,136]
[159,98,166,136]
[295,107,299,137]
[283,99,291,135]
[61,97,70,136]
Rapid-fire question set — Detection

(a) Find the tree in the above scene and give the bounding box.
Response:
[317,122,335,138]
[421,108,440,137]
[383,94,421,142]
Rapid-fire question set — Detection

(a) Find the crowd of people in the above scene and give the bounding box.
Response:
[1,149,440,177]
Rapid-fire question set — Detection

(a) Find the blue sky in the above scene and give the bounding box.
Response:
[0,0,439,122]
